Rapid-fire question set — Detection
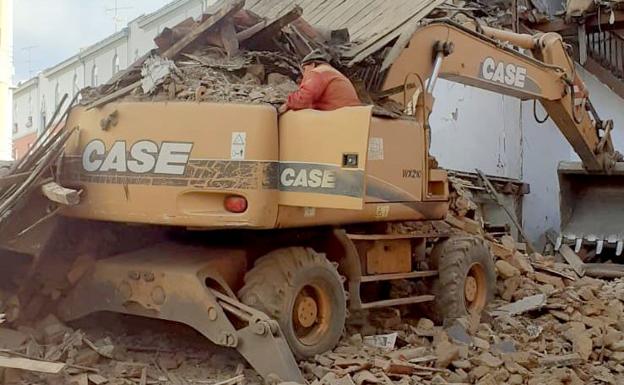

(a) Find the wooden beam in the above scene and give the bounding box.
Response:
[162,0,245,59]
[0,356,65,374]
[237,20,267,42]
[530,10,624,34]
[244,5,303,50]
[86,80,141,110]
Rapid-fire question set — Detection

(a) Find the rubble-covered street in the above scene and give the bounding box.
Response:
[4,244,624,385]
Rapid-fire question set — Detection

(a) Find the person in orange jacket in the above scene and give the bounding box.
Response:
[278,50,361,114]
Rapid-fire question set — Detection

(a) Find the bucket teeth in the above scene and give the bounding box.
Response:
[558,232,624,257]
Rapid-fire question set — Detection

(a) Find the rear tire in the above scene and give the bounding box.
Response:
[431,237,496,325]
[239,247,346,359]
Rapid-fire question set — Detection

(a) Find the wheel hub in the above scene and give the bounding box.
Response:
[464,276,477,302]
[295,295,318,328]
[465,263,488,313]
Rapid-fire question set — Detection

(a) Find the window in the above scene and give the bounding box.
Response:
[91,65,99,86]
[12,123,18,134]
[55,82,60,109]
[41,97,47,133]
[112,54,120,74]
[134,49,139,62]
[73,73,80,97]
[26,116,33,128]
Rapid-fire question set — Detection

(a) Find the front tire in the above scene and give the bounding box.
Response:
[431,237,496,325]
[239,247,346,359]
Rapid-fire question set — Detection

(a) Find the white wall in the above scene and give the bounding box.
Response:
[12,84,37,139]
[519,66,624,243]
[577,66,624,154]
[429,79,523,180]
[521,102,570,243]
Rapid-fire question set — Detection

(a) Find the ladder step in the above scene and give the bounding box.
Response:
[360,295,435,309]
[360,270,437,282]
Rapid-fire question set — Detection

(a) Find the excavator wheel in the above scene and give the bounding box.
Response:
[430,237,496,325]
[239,247,346,359]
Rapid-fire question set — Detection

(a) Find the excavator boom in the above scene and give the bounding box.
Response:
[383,19,621,255]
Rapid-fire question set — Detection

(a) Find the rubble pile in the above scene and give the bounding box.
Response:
[0,312,259,385]
[300,255,624,385]
[128,50,299,105]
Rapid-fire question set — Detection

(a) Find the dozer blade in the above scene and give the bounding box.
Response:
[558,161,624,257]
[58,244,304,383]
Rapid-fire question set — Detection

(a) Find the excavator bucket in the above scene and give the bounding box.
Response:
[558,161,624,258]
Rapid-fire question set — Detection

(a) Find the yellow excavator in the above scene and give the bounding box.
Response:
[2,19,619,382]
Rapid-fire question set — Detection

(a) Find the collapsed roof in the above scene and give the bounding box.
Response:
[82,0,508,110]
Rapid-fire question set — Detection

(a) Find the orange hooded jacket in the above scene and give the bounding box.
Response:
[286,64,361,111]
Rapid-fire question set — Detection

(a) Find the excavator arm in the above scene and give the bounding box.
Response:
[382,19,618,172]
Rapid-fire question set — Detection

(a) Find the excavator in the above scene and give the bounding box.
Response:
[1,18,619,382]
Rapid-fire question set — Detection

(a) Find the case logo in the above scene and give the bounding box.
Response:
[280,167,336,189]
[82,140,192,175]
[481,57,527,88]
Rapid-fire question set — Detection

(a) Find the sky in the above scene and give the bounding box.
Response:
[14,0,173,82]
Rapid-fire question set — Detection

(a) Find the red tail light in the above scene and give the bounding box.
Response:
[224,196,248,213]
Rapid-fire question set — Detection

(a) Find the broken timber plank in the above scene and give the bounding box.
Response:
[0,355,65,374]
[244,5,303,50]
[584,263,624,278]
[558,244,586,277]
[87,80,141,110]
[492,294,546,317]
[41,182,80,206]
[237,20,267,42]
[162,0,245,59]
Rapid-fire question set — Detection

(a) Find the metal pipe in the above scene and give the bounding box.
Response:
[426,51,444,94]
[481,25,536,49]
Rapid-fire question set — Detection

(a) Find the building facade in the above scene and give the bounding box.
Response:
[11,0,213,158]
[1,0,12,160]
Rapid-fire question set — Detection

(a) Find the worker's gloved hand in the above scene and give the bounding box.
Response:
[277,103,289,115]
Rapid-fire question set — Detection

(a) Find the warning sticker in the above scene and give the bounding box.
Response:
[304,207,316,217]
[375,205,390,218]
[231,132,246,160]
[368,137,384,161]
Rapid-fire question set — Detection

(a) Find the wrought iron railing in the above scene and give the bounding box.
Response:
[588,30,624,78]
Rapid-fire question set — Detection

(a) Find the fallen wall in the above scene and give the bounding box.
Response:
[429,79,523,180]
[429,68,623,244]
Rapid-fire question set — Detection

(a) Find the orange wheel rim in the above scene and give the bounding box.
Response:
[292,283,331,346]
[464,263,487,313]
